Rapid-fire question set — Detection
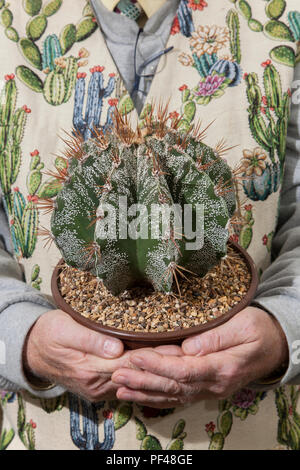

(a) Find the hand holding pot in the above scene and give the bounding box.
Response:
[112,307,288,408]
[23,309,135,402]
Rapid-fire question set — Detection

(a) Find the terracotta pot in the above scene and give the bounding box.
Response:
[51,240,259,350]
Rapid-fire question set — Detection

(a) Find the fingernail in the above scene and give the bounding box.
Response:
[103,339,122,358]
[113,375,127,385]
[130,354,144,367]
[118,391,132,401]
[183,337,201,355]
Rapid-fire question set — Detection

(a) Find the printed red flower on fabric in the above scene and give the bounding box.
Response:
[108,98,118,107]
[179,84,188,91]
[171,15,180,35]
[90,66,105,73]
[205,421,216,433]
[4,74,15,81]
[103,410,113,420]
[244,204,253,211]
[30,149,39,157]
[262,234,268,246]
[169,111,180,121]
[22,105,31,114]
[261,59,271,68]
[27,195,38,203]
[29,419,37,429]
[187,0,208,11]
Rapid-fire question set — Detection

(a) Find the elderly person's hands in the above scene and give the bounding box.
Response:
[112,307,288,408]
[24,309,135,402]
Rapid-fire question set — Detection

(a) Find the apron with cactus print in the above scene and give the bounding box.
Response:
[0,0,300,450]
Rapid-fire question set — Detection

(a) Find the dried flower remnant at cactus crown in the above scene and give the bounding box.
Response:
[42,106,243,295]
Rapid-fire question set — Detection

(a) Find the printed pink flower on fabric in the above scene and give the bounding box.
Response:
[194,74,225,96]
[231,389,257,409]
[262,234,268,245]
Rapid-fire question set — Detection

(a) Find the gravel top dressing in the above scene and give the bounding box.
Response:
[58,246,251,333]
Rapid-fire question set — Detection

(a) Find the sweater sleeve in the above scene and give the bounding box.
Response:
[0,195,65,398]
[252,62,300,387]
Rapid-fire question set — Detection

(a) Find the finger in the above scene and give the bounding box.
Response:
[154,345,184,356]
[55,314,124,359]
[112,368,182,395]
[116,387,212,407]
[182,309,252,356]
[129,350,218,382]
[116,387,180,407]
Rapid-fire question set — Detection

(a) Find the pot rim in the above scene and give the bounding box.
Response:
[51,240,259,343]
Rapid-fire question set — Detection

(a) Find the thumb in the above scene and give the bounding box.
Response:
[57,312,124,359]
[182,317,243,356]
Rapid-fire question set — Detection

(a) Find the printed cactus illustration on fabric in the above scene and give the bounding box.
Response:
[177,11,242,123]
[73,67,116,140]
[135,416,187,450]
[275,386,300,450]
[0,392,15,450]
[0,75,64,258]
[0,75,28,213]
[206,389,267,450]
[46,106,238,295]
[227,0,298,67]
[171,0,196,38]
[17,394,36,450]
[9,149,63,259]
[0,1,97,105]
[68,393,115,450]
[242,60,291,201]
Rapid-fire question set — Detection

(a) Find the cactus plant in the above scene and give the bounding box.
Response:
[47,104,237,296]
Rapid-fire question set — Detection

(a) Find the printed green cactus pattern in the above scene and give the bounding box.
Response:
[228,0,298,67]
[135,416,187,450]
[0,76,27,212]
[17,395,36,450]
[245,62,291,178]
[0,1,96,105]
